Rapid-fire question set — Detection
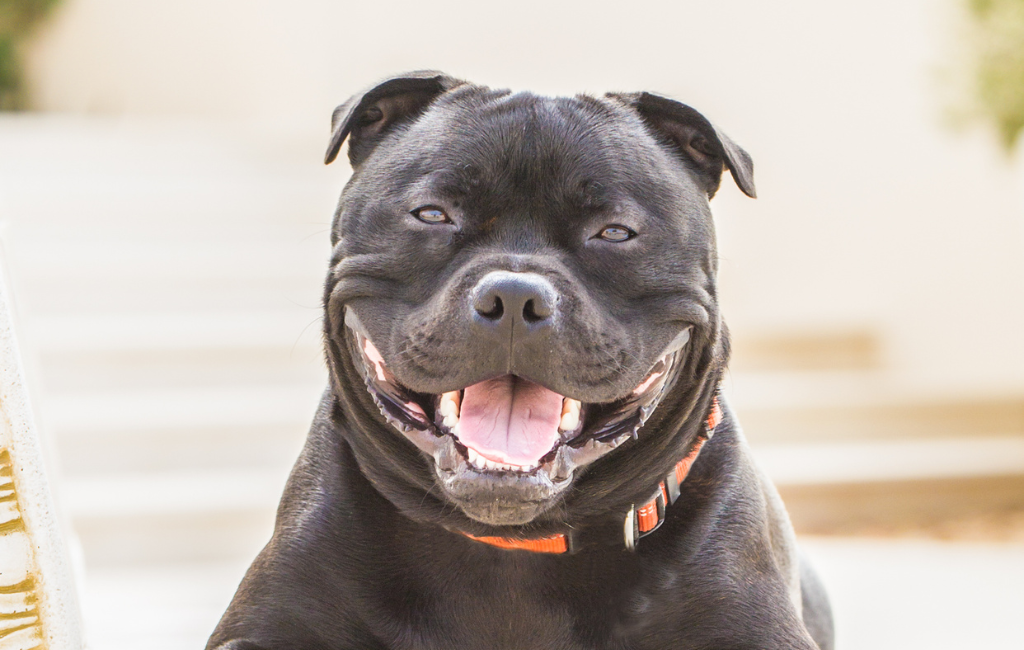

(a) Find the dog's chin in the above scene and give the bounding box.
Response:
[343,320,688,526]
[437,464,564,525]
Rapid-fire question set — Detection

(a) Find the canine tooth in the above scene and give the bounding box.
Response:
[559,409,579,432]
[442,413,459,429]
[561,398,581,416]
[559,399,581,431]
[467,448,481,465]
[439,391,461,418]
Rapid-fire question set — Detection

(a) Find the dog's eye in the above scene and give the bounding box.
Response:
[412,206,452,224]
[596,225,636,242]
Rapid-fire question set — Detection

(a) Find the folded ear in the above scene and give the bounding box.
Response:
[325,71,465,166]
[607,91,756,199]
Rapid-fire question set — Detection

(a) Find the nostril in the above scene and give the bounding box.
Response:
[475,295,504,321]
[522,299,551,324]
[470,271,558,330]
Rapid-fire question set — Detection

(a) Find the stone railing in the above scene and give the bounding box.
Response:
[0,241,81,650]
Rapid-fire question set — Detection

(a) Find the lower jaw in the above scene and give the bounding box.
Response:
[434,446,563,526]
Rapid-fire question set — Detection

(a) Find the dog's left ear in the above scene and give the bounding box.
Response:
[608,92,756,199]
[325,70,465,166]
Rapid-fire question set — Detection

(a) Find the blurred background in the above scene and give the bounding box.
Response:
[2,0,1024,648]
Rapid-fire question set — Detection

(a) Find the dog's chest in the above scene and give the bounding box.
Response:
[370,549,711,650]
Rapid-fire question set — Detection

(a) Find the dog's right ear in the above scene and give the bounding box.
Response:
[324,71,465,166]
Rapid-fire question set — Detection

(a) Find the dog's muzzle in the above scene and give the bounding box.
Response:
[343,308,691,481]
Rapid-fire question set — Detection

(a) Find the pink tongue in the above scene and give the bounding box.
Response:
[457,376,564,466]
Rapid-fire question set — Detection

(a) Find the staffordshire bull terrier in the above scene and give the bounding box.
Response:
[208,71,834,650]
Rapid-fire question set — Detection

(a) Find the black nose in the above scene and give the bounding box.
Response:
[471,271,558,333]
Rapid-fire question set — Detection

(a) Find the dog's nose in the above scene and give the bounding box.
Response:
[471,271,558,334]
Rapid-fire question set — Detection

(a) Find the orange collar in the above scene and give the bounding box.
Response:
[462,393,723,554]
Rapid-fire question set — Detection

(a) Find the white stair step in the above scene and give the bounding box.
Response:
[27,311,323,353]
[1,173,336,231]
[55,424,308,475]
[9,240,328,283]
[38,349,326,397]
[64,468,287,519]
[18,278,322,313]
[753,436,1024,485]
[45,383,325,438]
[725,370,1024,441]
[726,369,1024,410]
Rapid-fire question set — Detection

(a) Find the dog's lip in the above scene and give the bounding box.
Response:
[342,310,686,479]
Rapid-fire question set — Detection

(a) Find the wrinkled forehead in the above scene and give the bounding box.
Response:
[395,92,651,208]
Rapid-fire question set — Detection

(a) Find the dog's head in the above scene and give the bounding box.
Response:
[322,72,754,532]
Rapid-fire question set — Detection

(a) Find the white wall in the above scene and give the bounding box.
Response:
[23,0,1024,391]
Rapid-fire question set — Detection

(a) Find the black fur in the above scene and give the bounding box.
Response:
[208,72,833,650]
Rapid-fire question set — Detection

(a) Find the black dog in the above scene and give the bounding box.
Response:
[208,71,834,650]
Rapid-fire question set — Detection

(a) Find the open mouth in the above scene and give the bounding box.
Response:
[344,313,687,480]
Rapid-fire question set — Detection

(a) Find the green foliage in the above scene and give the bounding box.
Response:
[0,0,61,110]
[965,0,1024,150]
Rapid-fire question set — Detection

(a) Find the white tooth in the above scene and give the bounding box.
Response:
[467,448,480,465]
[484,460,499,470]
[560,409,579,432]
[439,391,460,418]
[439,400,454,418]
[442,413,458,429]
[561,398,581,416]
[442,391,462,415]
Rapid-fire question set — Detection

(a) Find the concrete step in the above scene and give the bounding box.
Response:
[46,384,324,438]
[67,469,287,566]
[27,311,326,396]
[26,311,324,354]
[38,347,325,395]
[755,436,1024,484]
[726,370,1024,442]
[0,116,340,213]
[44,383,321,473]
[7,237,329,284]
[4,242,331,318]
[730,328,882,372]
